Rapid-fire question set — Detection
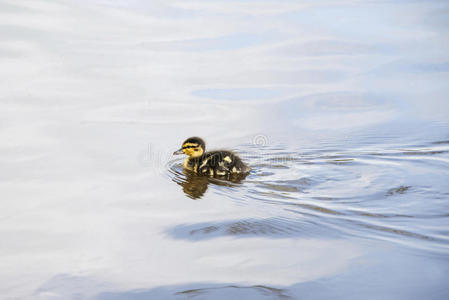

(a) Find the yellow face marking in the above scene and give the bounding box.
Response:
[182,143,197,156]
[182,142,203,157]
[223,156,232,163]
[183,142,198,148]
[232,166,238,173]
[191,147,203,157]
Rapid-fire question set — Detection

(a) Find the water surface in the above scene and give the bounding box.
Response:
[1,0,449,299]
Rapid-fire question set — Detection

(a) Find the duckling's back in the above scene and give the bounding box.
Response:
[197,150,250,176]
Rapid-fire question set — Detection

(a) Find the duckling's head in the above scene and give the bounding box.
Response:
[173,137,205,158]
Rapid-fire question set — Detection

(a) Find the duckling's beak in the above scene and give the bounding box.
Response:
[173,148,184,155]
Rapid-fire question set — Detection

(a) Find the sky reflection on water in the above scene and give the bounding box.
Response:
[1,0,449,299]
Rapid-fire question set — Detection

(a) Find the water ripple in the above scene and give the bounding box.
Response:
[167,139,449,252]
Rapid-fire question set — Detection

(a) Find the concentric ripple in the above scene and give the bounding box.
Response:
[167,140,449,253]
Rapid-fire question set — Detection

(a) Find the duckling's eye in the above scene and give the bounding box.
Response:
[194,149,199,151]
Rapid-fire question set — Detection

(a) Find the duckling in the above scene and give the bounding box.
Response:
[173,137,250,176]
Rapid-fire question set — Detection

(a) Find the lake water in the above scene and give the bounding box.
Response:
[1,0,449,299]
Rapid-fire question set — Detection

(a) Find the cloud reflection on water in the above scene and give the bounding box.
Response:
[1,0,449,299]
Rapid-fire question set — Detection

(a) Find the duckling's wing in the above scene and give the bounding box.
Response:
[230,154,251,173]
[214,151,249,173]
[196,151,225,174]
[197,151,250,175]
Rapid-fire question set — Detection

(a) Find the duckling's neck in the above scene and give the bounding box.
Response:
[183,156,197,170]
[183,157,190,170]
[184,155,204,172]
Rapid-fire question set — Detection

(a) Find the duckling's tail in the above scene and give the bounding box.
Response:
[242,164,251,174]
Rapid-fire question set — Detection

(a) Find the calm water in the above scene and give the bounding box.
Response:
[1,0,449,299]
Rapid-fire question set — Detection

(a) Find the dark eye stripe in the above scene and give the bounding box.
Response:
[182,145,198,149]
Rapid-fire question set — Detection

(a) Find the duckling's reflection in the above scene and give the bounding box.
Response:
[174,169,248,199]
